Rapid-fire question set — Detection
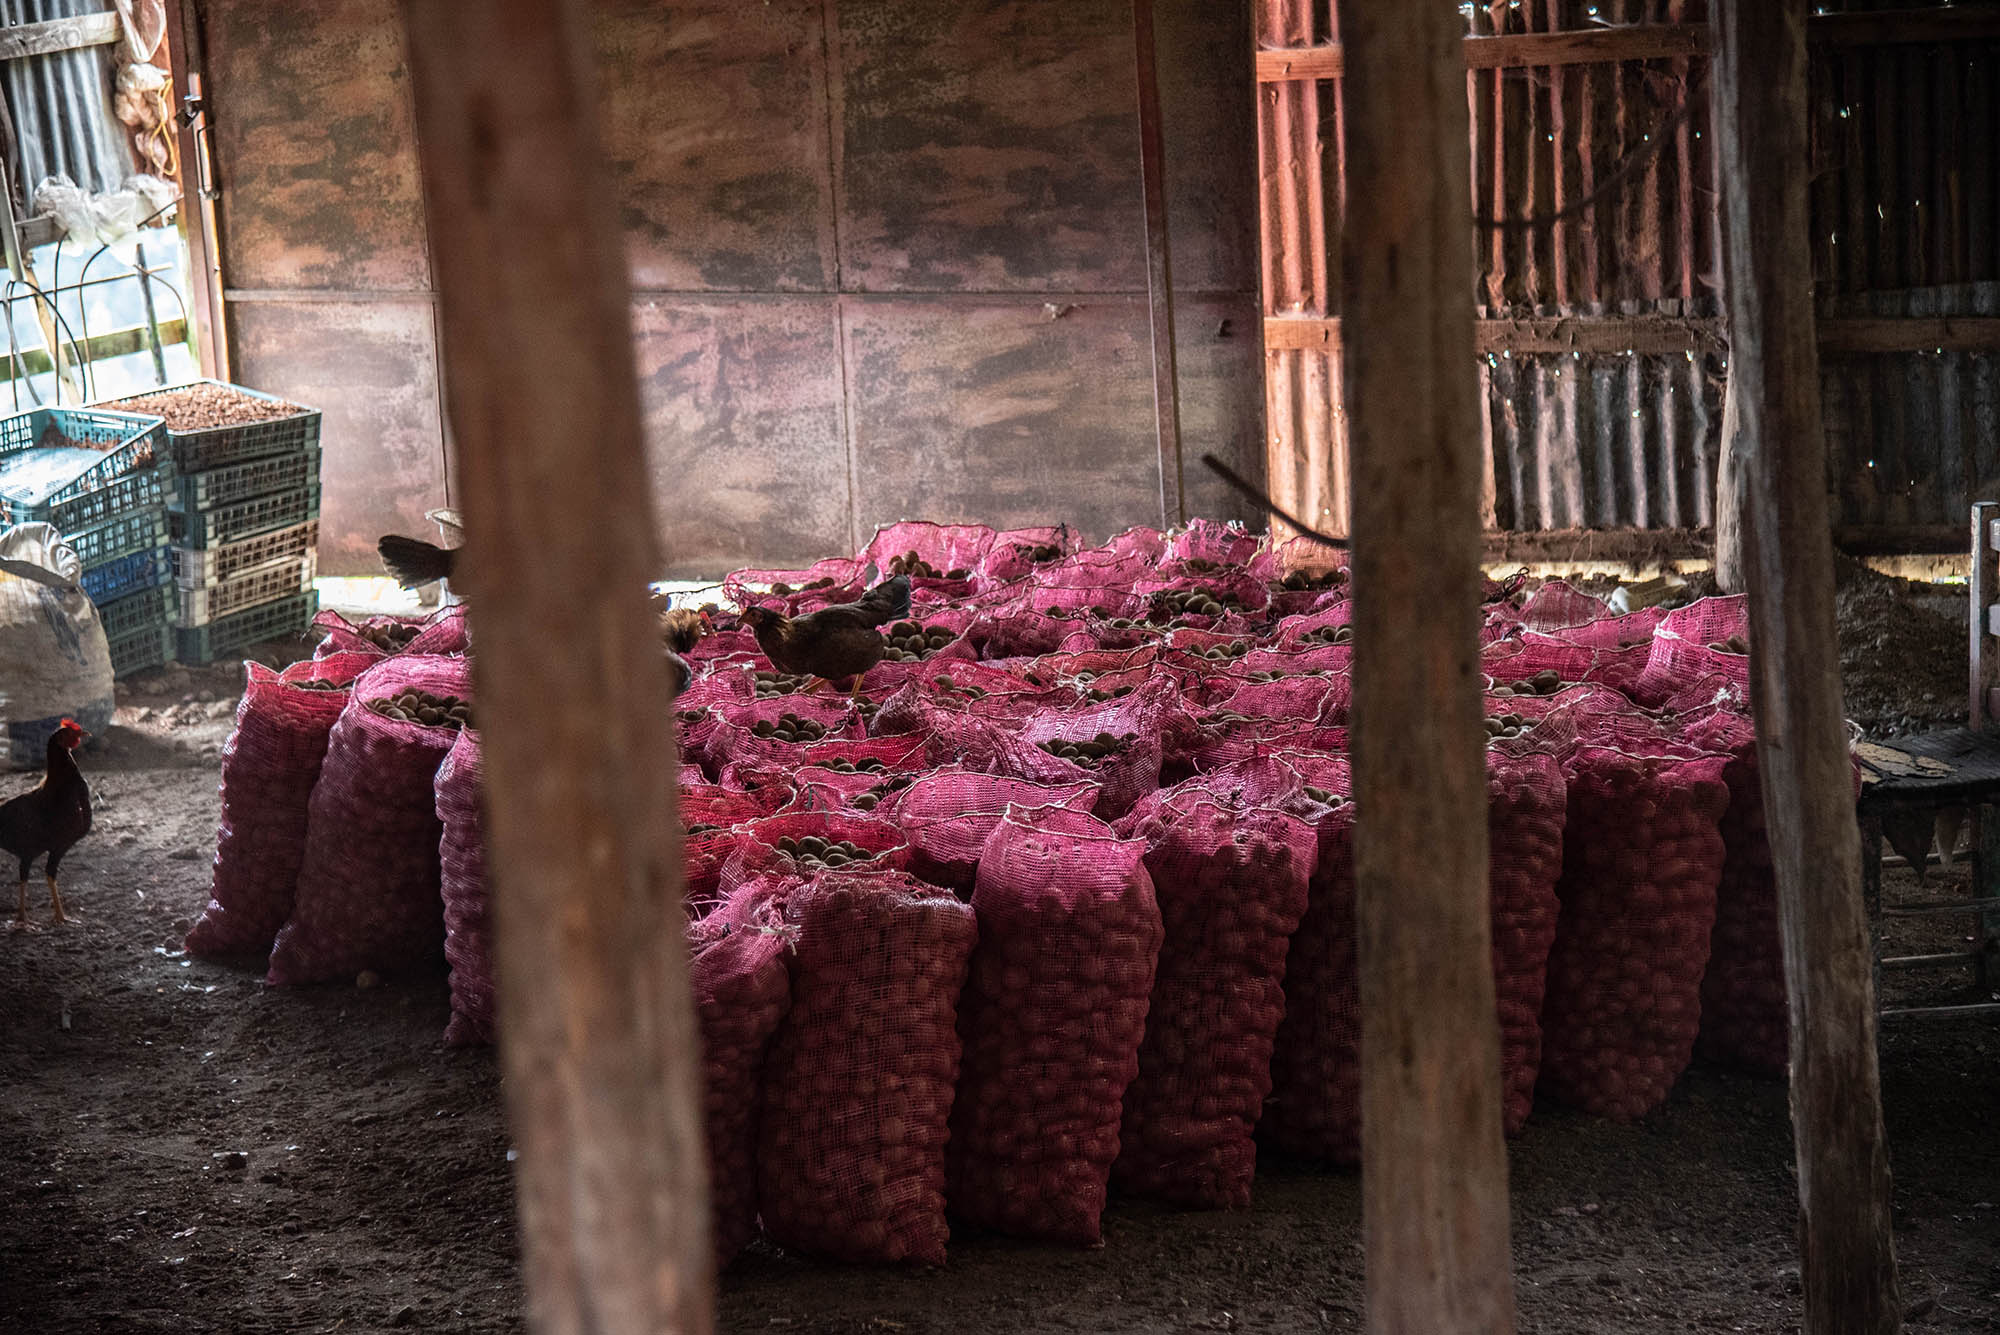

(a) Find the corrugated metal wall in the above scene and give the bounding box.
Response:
[1259,1,2000,550]
[200,0,1266,576]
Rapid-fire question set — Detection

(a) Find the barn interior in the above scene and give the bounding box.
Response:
[1,2,1998,1333]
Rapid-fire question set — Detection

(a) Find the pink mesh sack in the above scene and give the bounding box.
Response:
[435,727,491,1045]
[676,666,756,712]
[1111,792,1314,1207]
[722,558,867,613]
[894,769,1100,892]
[717,811,911,899]
[1016,679,1188,820]
[686,695,865,776]
[756,871,978,1265]
[687,628,763,668]
[860,520,993,584]
[1165,518,1262,567]
[1484,751,1569,1132]
[267,655,472,985]
[186,651,381,961]
[949,805,1161,1242]
[404,603,470,655]
[1631,597,1751,709]
[1513,580,1614,633]
[1485,632,1652,698]
[979,525,1079,583]
[310,608,402,659]
[1684,707,1787,1076]
[1538,745,1730,1120]
[687,889,794,1268]
[1555,606,1667,652]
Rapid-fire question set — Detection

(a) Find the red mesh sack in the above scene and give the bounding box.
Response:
[686,695,865,776]
[1093,525,1169,563]
[687,628,763,668]
[1167,716,1349,781]
[435,727,491,1046]
[979,525,1080,583]
[717,811,910,898]
[1212,672,1348,726]
[756,871,978,1265]
[1111,792,1315,1206]
[1514,580,1614,633]
[1556,606,1667,652]
[1684,707,1787,1075]
[1484,751,1569,1132]
[723,558,867,613]
[860,520,993,584]
[948,805,1161,1242]
[676,665,756,712]
[687,889,794,1267]
[310,608,401,659]
[404,603,470,655]
[870,684,1091,789]
[267,655,472,985]
[185,651,381,961]
[1484,632,1652,698]
[894,768,1100,892]
[1538,746,1730,1120]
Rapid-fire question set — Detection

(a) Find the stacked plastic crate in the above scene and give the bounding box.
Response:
[99,380,323,665]
[0,405,176,677]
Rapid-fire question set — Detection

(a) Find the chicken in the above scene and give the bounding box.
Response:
[377,533,454,588]
[738,575,911,698]
[1,718,91,927]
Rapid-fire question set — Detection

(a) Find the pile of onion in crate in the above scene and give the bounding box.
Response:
[183,520,1797,1269]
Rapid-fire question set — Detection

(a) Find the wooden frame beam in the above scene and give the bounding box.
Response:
[1715,1,1901,1331]
[1343,2,1517,1331]
[1264,314,2000,357]
[397,3,713,1333]
[0,11,119,62]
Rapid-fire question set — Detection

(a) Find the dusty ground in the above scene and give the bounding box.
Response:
[3,607,1998,1335]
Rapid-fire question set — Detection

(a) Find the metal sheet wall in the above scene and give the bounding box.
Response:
[203,0,1267,576]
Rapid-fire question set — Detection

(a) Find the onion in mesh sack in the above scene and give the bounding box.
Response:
[185,651,381,962]
[948,805,1162,1243]
[265,655,471,986]
[1111,790,1314,1207]
[756,871,977,1265]
[1537,745,1730,1121]
[435,727,490,1044]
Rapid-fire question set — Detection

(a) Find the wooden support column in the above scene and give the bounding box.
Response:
[398,4,712,1335]
[1132,0,1186,528]
[1714,3,1902,1333]
[1342,2,1516,1333]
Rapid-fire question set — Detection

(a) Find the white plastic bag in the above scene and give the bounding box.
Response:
[0,523,114,769]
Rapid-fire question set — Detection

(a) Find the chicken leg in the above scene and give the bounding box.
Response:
[47,874,66,925]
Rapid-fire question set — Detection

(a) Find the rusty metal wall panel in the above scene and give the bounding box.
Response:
[594,0,838,293]
[204,0,430,292]
[835,0,1146,293]
[228,300,445,574]
[843,297,1163,536]
[1483,347,1724,531]
[629,298,853,577]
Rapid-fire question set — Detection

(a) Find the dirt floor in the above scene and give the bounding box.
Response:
[3,578,1998,1334]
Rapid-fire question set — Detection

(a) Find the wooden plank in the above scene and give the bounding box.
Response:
[0,11,119,62]
[395,4,713,1335]
[1810,7,2000,46]
[1973,502,1997,728]
[1715,2,1902,1332]
[163,0,230,382]
[0,317,186,383]
[1342,2,1517,1332]
[1819,316,2000,353]
[1255,24,1712,82]
[1132,0,1186,528]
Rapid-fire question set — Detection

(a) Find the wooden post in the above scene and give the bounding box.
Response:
[397,4,713,1335]
[1715,371,1746,593]
[1714,3,1902,1332]
[1342,3,1516,1332]
[1132,0,1186,528]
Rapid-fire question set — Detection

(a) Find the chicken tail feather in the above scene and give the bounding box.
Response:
[377,534,456,588]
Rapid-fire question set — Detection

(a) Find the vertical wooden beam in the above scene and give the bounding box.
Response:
[1715,371,1746,593]
[1714,3,1901,1333]
[1342,2,1516,1333]
[161,0,230,382]
[397,4,713,1335]
[1132,0,1185,528]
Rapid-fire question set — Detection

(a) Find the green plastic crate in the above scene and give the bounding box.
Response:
[169,484,320,548]
[69,508,171,569]
[174,589,319,665]
[174,519,319,588]
[98,379,320,473]
[176,553,315,627]
[172,447,320,511]
[96,584,177,640]
[0,406,168,526]
[107,623,174,679]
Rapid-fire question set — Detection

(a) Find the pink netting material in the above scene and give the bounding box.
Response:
[266,655,471,986]
[894,769,1100,892]
[948,805,1162,1243]
[688,889,794,1267]
[1631,597,1751,709]
[716,811,911,899]
[755,871,978,1265]
[435,727,490,1045]
[185,651,381,962]
[1111,791,1314,1207]
[1538,746,1730,1121]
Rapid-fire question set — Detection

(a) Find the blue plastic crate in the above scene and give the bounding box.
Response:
[0,406,169,526]
[98,380,320,473]
[172,446,320,511]
[175,589,319,665]
[107,623,175,679]
[96,584,177,640]
[66,508,171,569]
[170,484,320,548]
[79,544,172,603]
